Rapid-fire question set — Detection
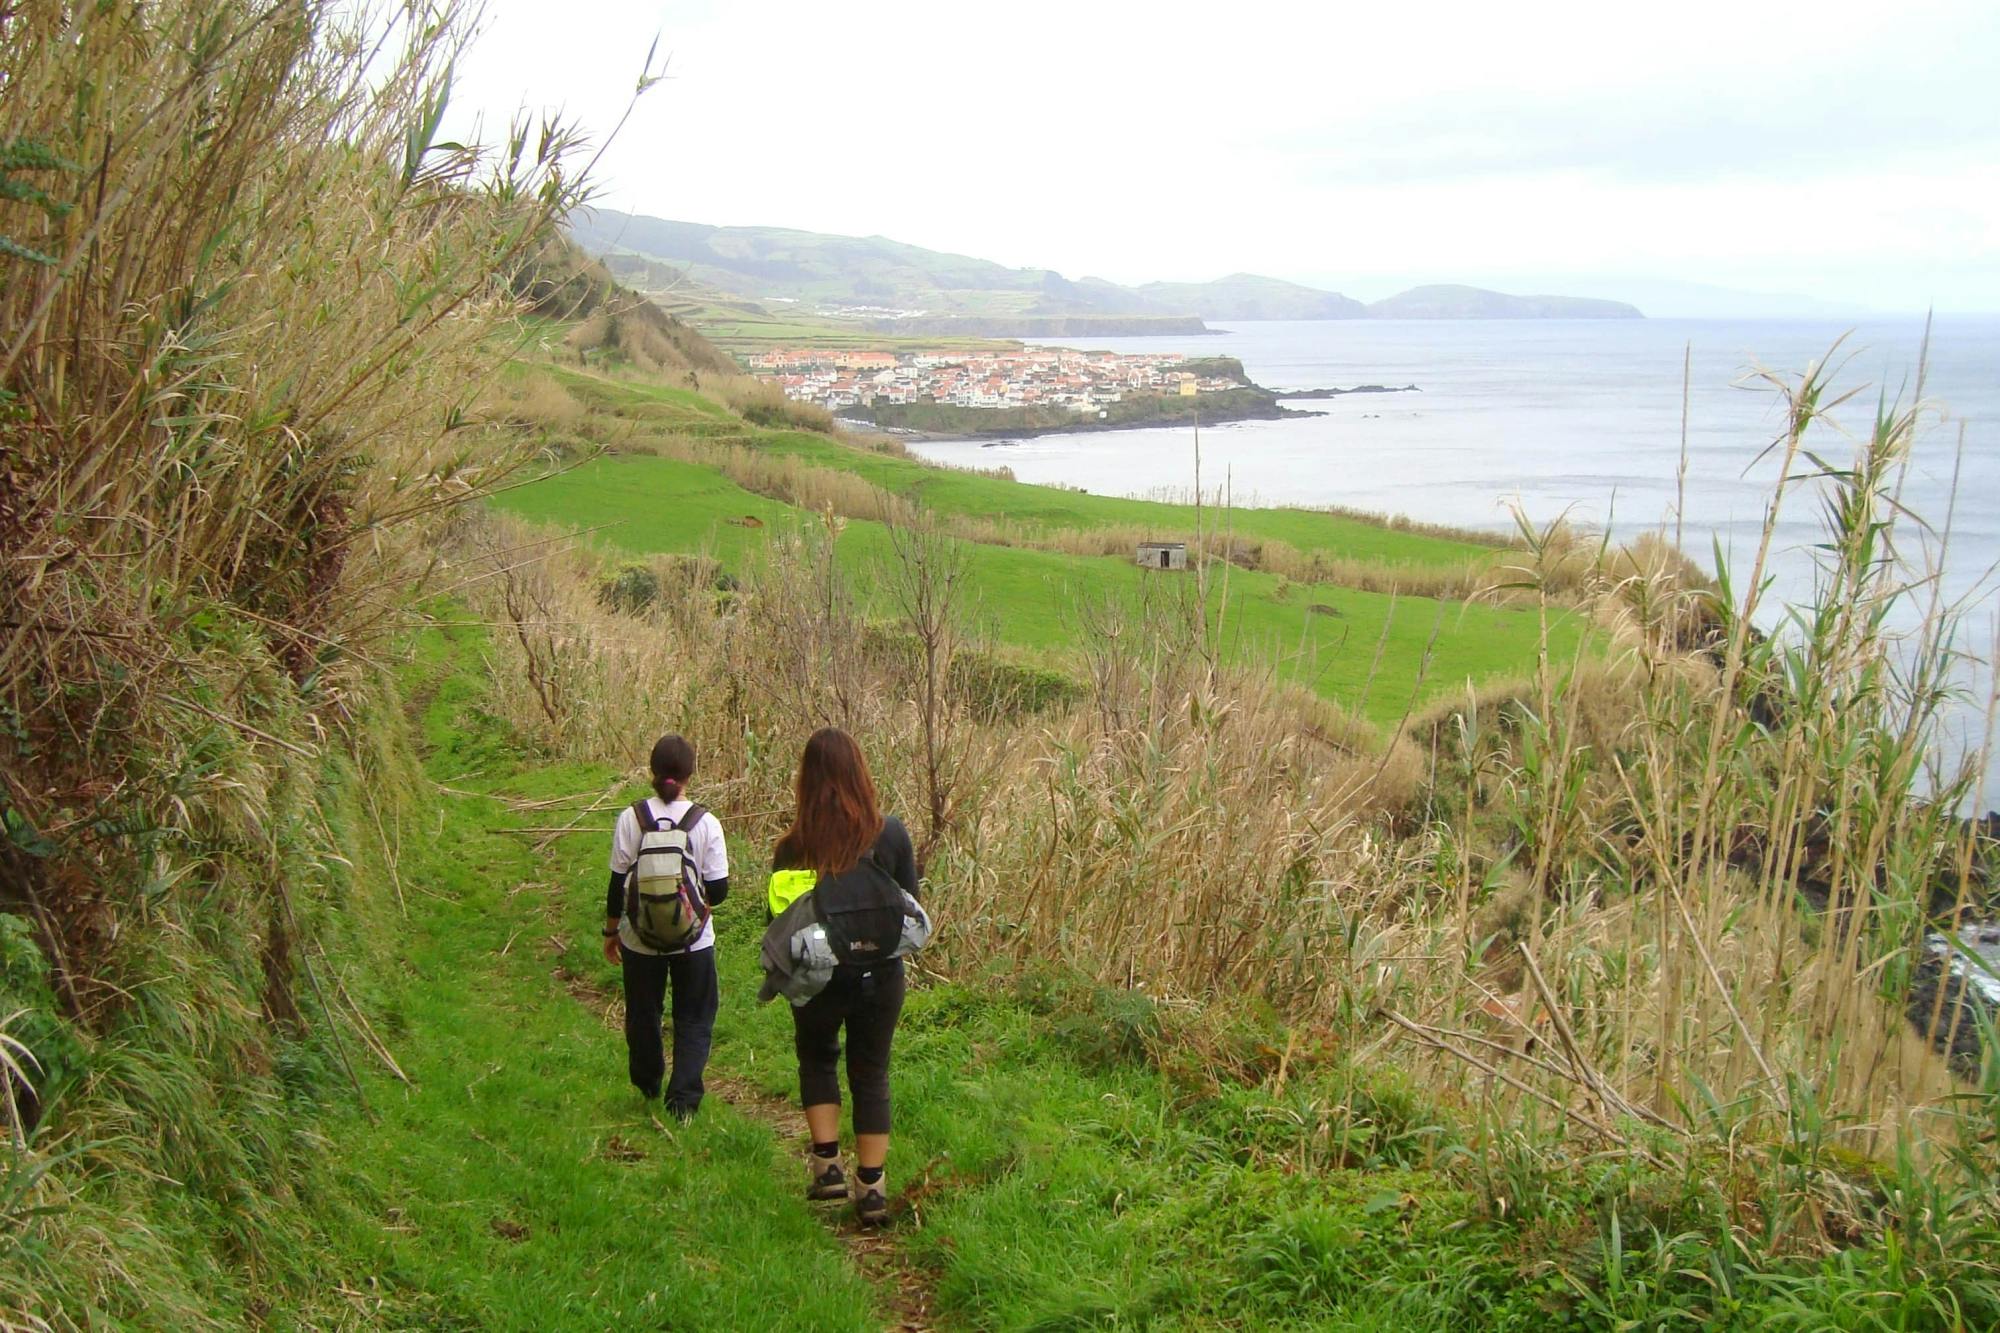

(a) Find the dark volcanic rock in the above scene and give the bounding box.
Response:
[1908,953,1995,1077]
[1281,384,1421,399]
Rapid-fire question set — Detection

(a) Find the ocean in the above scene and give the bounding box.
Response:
[910,315,2000,791]
[908,315,2000,995]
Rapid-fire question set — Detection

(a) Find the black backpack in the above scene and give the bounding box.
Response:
[811,852,907,965]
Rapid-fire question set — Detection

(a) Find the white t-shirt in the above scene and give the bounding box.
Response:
[610,797,729,955]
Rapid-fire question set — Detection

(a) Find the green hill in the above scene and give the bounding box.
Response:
[568,211,1377,323]
[569,211,1646,328]
[1139,271,1369,320]
[568,210,1176,319]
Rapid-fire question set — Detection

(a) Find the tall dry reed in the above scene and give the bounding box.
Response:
[1,0,595,986]
[0,1,622,1321]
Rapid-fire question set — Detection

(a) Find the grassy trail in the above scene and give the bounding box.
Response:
[548,927,940,1330]
[702,1068,939,1330]
[306,624,889,1329]
[296,618,1582,1331]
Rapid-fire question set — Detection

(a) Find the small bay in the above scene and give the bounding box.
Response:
[909,316,2000,794]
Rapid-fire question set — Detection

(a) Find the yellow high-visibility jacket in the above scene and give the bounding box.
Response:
[765,867,817,920]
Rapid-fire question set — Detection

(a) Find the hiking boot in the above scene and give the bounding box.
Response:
[853,1172,888,1226]
[807,1152,847,1202]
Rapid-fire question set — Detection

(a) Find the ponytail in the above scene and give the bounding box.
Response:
[648,734,695,804]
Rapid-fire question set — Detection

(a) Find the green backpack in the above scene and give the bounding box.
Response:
[624,801,711,951]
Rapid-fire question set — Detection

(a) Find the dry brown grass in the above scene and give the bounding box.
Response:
[490,368,588,433]
[1133,489,1518,549]
[625,434,912,524]
[1015,522,1499,599]
[700,373,840,433]
[546,252,738,381]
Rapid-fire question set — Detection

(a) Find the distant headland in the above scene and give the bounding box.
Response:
[566,209,1646,330]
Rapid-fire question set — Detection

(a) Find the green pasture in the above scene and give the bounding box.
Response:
[554,370,1504,570]
[756,427,1500,568]
[648,300,1008,355]
[489,453,1578,728]
[555,370,736,422]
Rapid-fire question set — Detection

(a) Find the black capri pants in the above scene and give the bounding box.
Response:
[791,960,906,1135]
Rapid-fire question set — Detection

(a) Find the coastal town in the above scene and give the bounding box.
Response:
[746,346,1242,412]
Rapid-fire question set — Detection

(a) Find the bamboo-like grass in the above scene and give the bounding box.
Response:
[2,0,596,981]
[0,0,632,1321]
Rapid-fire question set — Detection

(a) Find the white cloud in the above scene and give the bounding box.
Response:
[446,0,2000,311]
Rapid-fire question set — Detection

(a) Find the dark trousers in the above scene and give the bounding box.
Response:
[621,945,719,1112]
[791,961,905,1135]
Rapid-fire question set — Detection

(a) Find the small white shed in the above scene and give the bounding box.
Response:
[1136,541,1188,571]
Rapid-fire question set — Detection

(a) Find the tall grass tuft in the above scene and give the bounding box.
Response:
[0,0,611,1322]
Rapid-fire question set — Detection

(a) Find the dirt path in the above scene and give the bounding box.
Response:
[706,1069,937,1333]
[547,927,938,1331]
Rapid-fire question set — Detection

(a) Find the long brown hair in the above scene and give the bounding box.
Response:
[775,727,883,877]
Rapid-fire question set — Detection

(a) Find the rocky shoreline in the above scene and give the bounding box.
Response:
[969,399,1324,443]
[1279,383,1422,399]
[1910,944,1998,1076]
[847,379,1432,443]
[844,382,1339,442]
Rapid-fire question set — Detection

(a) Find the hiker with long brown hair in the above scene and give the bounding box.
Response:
[759,727,926,1225]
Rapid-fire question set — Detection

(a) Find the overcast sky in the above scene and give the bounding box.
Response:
[446,0,2000,313]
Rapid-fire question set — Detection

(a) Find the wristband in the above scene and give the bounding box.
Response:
[602,927,619,938]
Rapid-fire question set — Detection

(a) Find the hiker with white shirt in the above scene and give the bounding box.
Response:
[604,734,729,1118]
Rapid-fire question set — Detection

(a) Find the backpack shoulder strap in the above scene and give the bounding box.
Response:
[630,798,660,833]
[674,802,708,834]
